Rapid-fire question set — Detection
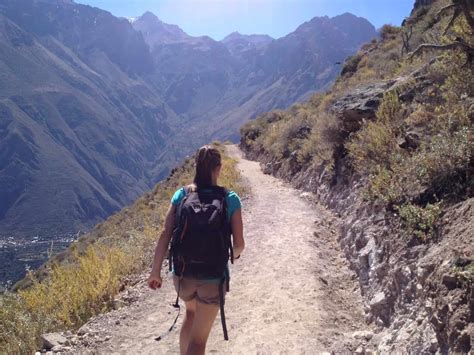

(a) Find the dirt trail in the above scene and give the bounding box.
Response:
[72,145,369,354]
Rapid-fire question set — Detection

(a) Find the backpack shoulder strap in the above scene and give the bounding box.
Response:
[214,185,228,198]
[184,184,197,193]
[174,185,193,230]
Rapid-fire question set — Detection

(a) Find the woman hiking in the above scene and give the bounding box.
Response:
[147,145,245,355]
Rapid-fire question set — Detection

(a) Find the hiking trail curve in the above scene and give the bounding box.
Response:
[71,144,371,354]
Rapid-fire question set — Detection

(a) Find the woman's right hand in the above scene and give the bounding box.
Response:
[147,273,163,290]
[147,203,176,291]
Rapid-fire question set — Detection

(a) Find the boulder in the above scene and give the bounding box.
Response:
[330,81,395,134]
[263,163,273,175]
[398,131,420,149]
[369,292,387,309]
[452,256,472,268]
[352,330,374,340]
[442,274,458,290]
[41,333,68,350]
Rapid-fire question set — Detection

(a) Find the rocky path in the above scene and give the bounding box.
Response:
[68,145,371,354]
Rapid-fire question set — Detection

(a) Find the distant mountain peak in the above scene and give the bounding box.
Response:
[330,12,374,25]
[333,12,360,19]
[222,31,273,43]
[223,31,242,40]
[36,0,74,4]
[132,11,190,46]
[140,11,160,22]
[291,12,376,47]
[221,31,273,55]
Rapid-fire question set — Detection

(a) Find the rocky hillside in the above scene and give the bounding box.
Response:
[0,0,377,239]
[241,0,473,352]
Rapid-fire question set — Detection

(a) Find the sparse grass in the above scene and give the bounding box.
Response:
[453,263,474,284]
[297,111,339,169]
[219,147,248,197]
[0,142,245,353]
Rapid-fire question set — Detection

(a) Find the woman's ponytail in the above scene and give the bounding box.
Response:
[193,145,222,187]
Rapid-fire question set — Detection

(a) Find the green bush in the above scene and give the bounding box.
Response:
[395,202,442,240]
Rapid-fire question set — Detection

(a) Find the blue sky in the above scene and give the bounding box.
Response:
[76,0,415,40]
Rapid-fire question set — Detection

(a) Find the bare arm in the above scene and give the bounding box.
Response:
[148,203,176,289]
[231,208,245,259]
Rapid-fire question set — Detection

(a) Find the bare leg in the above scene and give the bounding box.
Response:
[180,299,196,355]
[186,302,220,355]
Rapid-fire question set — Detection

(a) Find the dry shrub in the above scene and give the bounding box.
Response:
[0,294,42,353]
[240,111,284,151]
[297,111,340,168]
[380,24,401,41]
[1,245,132,353]
[20,246,131,328]
[341,53,363,77]
[260,109,310,160]
[413,127,472,193]
[406,106,436,127]
[347,91,403,175]
[347,121,397,174]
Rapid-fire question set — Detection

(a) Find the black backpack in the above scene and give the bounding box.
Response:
[169,185,234,340]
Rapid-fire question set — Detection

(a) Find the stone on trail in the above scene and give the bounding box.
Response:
[352,330,374,341]
[41,333,68,350]
[77,325,89,336]
[442,274,458,290]
[369,292,387,309]
[299,192,312,200]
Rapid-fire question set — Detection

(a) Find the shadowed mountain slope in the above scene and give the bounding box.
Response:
[0,1,179,236]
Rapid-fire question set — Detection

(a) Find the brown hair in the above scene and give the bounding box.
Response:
[193,145,222,187]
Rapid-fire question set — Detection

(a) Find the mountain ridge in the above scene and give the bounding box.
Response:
[0,0,376,241]
[0,1,178,237]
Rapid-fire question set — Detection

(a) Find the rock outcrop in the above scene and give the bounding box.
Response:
[330,81,394,133]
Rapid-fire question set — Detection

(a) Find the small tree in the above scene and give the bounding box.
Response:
[401,25,414,55]
[408,0,474,65]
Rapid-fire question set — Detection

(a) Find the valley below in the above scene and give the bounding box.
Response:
[0,234,76,286]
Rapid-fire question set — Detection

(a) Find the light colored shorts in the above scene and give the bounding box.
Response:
[173,275,225,306]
